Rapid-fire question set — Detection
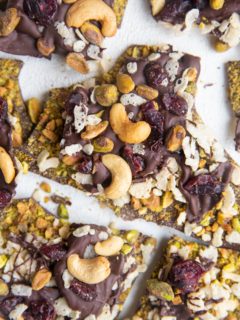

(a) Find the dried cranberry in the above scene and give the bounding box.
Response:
[122,145,145,176]
[184,174,223,196]
[158,0,193,24]
[142,102,165,135]
[70,279,97,302]
[40,243,66,261]
[168,259,204,293]
[77,156,93,174]
[144,62,168,90]
[162,93,188,116]
[24,300,56,320]
[0,97,8,120]
[0,190,12,208]
[0,297,23,314]
[23,0,58,26]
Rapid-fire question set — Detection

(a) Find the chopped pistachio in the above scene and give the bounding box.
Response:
[121,244,133,255]
[57,204,69,219]
[124,230,139,244]
[147,279,174,301]
[0,255,8,268]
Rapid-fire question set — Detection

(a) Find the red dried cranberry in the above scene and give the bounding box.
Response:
[70,279,97,302]
[0,297,23,314]
[142,102,164,134]
[144,62,168,90]
[23,0,58,26]
[184,174,223,196]
[162,93,188,116]
[122,146,145,176]
[77,156,93,174]
[168,259,204,293]
[0,97,8,120]
[40,243,66,261]
[158,0,193,24]
[0,190,12,208]
[24,300,56,320]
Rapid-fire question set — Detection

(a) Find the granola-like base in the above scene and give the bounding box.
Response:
[0,59,32,146]
[227,61,240,152]
[0,198,155,319]
[17,45,240,251]
[132,236,240,320]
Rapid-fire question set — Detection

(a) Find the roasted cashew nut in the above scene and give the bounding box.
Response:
[0,147,15,184]
[66,0,117,37]
[150,0,165,16]
[67,255,111,284]
[95,236,124,256]
[110,103,151,144]
[102,154,132,200]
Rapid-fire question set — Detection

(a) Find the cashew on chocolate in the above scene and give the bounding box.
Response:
[110,103,151,144]
[66,0,117,37]
[67,254,111,284]
[102,154,132,200]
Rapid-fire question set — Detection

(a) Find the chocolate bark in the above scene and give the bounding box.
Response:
[0,198,155,319]
[16,45,240,251]
[0,0,128,73]
[149,0,240,51]
[227,61,240,152]
[0,59,32,146]
[132,236,240,320]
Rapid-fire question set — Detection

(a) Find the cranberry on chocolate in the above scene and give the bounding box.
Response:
[184,174,223,196]
[77,156,93,174]
[24,300,56,320]
[144,62,169,90]
[70,279,97,302]
[122,145,145,176]
[0,189,12,208]
[23,0,58,26]
[142,101,164,135]
[168,259,204,293]
[40,243,66,261]
[162,93,188,116]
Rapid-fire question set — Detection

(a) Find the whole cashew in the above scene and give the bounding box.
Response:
[102,154,132,200]
[67,255,111,284]
[110,103,151,144]
[95,236,124,256]
[66,0,117,37]
[0,147,15,184]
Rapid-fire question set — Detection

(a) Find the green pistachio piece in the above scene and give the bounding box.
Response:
[147,279,174,301]
[57,204,69,219]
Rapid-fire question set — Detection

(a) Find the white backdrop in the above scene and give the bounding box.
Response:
[1,0,240,317]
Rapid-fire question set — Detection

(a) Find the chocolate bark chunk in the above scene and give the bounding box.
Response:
[0,198,155,319]
[227,61,240,151]
[0,0,128,74]
[132,236,240,320]
[0,96,17,209]
[0,59,32,146]
[149,0,240,51]
[16,45,240,251]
